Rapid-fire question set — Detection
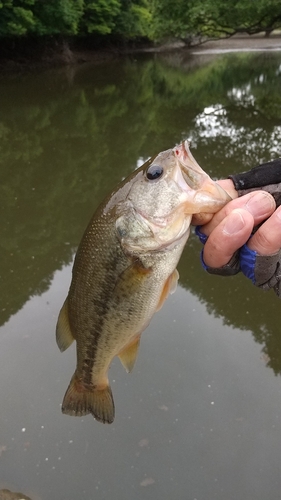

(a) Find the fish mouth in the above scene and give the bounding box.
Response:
[172,140,232,213]
[173,140,205,190]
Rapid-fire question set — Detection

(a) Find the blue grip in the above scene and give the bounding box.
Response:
[195,226,209,270]
[195,226,208,245]
[240,244,257,284]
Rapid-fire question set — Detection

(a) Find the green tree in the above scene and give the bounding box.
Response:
[113,0,151,38]
[0,0,151,39]
[150,0,281,43]
[190,0,281,39]
[80,0,121,35]
[0,0,84,36]
[151,0,194,41]
[0,0,36,36]
[32,0,84,35]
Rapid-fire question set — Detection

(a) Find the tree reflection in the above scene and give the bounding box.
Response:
[1,51,280,372]
[178,239,281,376]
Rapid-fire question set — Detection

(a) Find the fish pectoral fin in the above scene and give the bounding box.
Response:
[56,298,75,352]
[156,268,179,312]
[118,335,140,373]
[112,258,152,298]
[62,373,115,424]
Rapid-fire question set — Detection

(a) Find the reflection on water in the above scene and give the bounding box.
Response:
[1,50,281,499]
[191,103,280,158]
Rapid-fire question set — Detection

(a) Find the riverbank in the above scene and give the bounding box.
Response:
[66,33,281,64]
[0,33,280,72]
[191,33,281,53]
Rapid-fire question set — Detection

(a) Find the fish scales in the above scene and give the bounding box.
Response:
[71,213,183,381]
[56,141,231,423]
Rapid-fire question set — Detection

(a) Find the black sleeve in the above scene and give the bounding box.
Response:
[229,158,281,190]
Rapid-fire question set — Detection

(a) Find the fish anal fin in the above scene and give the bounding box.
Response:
[56,298,75,352]
[62,373,115,424]
[156,268,179,312]
[118,335,140,373]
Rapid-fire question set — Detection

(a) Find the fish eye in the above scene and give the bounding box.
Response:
[146,164,164,181]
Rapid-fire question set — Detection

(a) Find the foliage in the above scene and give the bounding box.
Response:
[113,0,152,38]
[32,0,84,35]
[0,0,151,38]
[0,0,280,40]
[150,0,281,42]
[80,0,121,35]
[151,0,195,41]
[0,0,36,36]
[189,0,281,39]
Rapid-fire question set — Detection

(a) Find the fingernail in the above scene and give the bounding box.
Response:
[223,211,245,235]
[245,192,275,217]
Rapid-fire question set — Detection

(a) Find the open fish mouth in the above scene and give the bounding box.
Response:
[174,140,202,189]
[173,141,232,213]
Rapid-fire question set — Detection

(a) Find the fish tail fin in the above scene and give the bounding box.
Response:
[61,373,115,424]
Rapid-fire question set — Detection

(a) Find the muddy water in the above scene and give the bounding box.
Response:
[0,50,281,500]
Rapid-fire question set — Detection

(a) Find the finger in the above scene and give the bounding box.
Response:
[248,205,281,256]
[202,191,275,237]
[216,178,238,199]
[203,209,254,268]
[192,212,214,226]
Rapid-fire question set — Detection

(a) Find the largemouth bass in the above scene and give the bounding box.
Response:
[56,141,231,423]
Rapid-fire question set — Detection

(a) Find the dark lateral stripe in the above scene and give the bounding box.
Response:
[82,250,120,385]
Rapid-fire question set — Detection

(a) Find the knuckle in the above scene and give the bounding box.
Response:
[252,230,277,255]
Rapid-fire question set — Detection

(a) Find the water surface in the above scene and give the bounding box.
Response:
[1,49,281,500]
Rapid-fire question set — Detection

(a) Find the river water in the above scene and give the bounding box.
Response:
[1,48,281,500]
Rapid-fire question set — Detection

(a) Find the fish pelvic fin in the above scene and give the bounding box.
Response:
[118,335,140,373]
[156,268,179,312]
[61,373,115,424]
[56,298,75,352]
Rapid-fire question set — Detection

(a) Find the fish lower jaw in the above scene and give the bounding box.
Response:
[143,225,191,253]
[160,226,191,251]
[154,215,192,248]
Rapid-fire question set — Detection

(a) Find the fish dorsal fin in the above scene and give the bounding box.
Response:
[56,298,75,352]
[156,268,179,312]
[118,335,140,373]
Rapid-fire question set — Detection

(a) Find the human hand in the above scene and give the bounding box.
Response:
[194,180,281,296]
[197,181,280,268]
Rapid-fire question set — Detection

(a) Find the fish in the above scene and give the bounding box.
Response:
[56,140,231,424]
